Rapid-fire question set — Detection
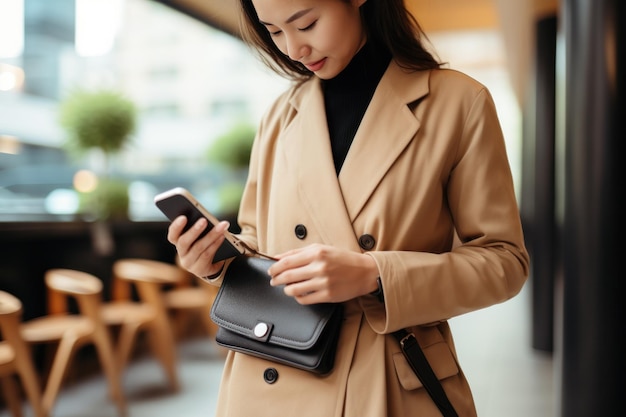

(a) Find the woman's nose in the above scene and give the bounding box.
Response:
[285,36,310,61]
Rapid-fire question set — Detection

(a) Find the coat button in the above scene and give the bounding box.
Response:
[358,234,376,250]
[263,368,279,384]
[294,224,307,239]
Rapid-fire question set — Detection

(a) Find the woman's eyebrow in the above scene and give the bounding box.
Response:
[259,8,313,26]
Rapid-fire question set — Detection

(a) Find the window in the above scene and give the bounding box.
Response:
[0,0,289,222]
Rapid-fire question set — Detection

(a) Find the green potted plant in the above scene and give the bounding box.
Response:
[59,88,137,255]
[59,88,137,220]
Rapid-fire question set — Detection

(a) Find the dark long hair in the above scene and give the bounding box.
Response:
[238,0,442,82]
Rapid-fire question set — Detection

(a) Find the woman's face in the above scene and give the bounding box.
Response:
[251,0,367,79]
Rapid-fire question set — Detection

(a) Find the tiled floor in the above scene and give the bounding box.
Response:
[1,284,555,417]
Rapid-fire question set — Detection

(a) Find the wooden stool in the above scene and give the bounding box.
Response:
[0,290,46,417]
[19,269,127,417]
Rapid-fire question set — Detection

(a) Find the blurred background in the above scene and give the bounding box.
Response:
[0,0,291,222]
[0,1,623,417]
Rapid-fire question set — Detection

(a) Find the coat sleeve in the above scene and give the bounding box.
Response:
[361,86,530,333]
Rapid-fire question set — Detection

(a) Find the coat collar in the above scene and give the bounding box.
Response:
[281,61,431,248]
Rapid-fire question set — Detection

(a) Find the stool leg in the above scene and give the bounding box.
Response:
[15,349,47,417]
[1,375,24,417]
[116,321,142,372]
[42,334,79,415]
[92,328,127,417]
[147,318,179,391]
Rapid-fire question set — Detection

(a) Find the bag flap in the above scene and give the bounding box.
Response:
[210,256,339,350]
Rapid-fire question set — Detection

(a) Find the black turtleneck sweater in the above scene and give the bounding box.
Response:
[322,42,392,175]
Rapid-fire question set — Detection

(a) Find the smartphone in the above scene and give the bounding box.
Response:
[154,187,245,263]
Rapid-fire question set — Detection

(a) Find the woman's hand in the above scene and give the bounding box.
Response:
[167,215,230,278]
[267,244,380,305]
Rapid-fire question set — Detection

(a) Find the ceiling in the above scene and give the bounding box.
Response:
[155,0,560,105]
[155,0,558,35]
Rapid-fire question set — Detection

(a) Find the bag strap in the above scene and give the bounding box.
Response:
[393,329,459,417]
[237,239,278,261]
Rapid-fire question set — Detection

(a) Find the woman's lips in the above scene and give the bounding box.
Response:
[304,58,327,72]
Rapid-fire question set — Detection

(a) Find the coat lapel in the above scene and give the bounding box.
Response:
[281,79,360,250]
[339,62,430,221]
[280,63,431,249]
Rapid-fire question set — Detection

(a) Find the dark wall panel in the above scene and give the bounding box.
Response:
[559,0,625,415]
[530,15,558,353]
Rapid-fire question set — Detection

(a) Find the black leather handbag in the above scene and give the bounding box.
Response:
[209,255,343,374]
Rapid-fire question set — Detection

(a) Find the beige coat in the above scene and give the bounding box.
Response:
[210,61,529,417]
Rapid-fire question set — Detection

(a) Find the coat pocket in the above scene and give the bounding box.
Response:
[392,340,460,391]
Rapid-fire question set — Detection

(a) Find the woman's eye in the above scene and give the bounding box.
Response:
[298,21,317,32]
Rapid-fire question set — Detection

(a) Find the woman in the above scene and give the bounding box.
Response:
[168,0,529,416]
